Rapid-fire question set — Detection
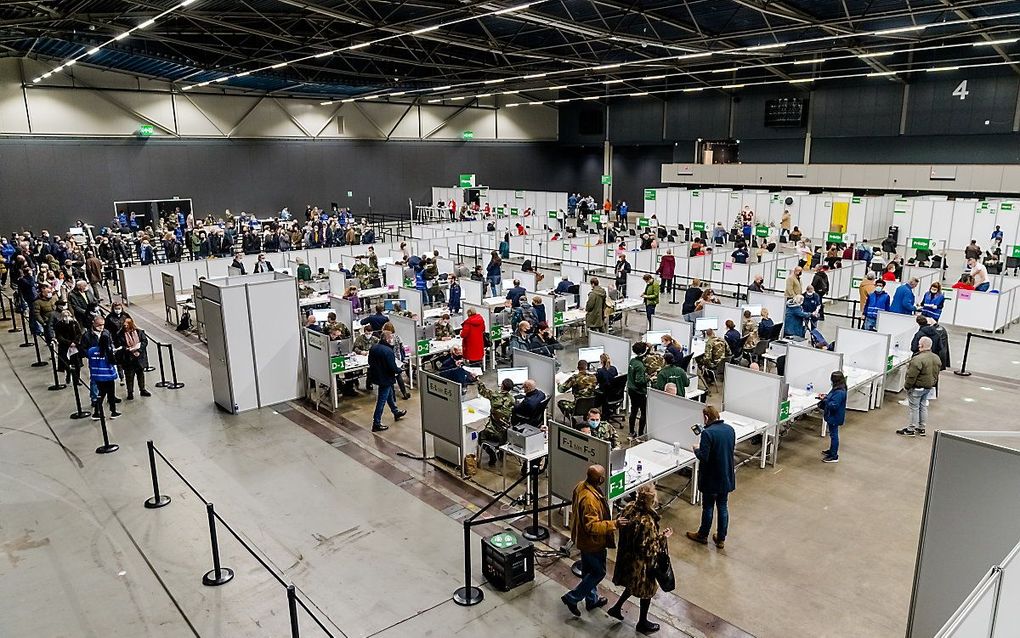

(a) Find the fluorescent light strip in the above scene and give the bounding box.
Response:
[139,19,156,29]
[794,58,826,64]
[873,25,926,36]
[642,74,667,80]
[858,51,895,59]
[721,84,745,89]
[603,79,625,84]
[867,71,897,77]
[926,66,960,72]
[484,78,506,84]
[788,78,813,84]
[974,38,1019,46]
[629,92,649,97]
[747,43,786,51]
[711,67,741,73]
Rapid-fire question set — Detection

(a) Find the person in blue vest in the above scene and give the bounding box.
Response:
[687,405,736,549]
[920,281,945,322]
[890,277,919,314]
[992,225,1004,242]
[862,281,891,330]
[818,371,847,463]
[87,337,121,420]
[367,331,406,432]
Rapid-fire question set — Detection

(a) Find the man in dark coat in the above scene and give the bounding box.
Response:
[687,405,736,549]
[367,331,406,432]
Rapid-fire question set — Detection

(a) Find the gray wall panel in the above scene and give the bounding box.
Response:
[608,98,664,144]
[611,145,673,207]
[0,138,604,231]
[905,74,1018,136]
[732,90,809,140]
[812,134,1020,164]
[739,137,805,163]
[812,83,903,138]
[664,94,730,141]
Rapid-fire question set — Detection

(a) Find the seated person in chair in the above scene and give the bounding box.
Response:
[654,352,689,395]
[557,359,597,419]
[477,378,516,466]
[696,329,729,378]
[578,408,617,448]
[512,379,547,425]
[437,345,476,385]
[434,314,455,340]
[723,319,742,356]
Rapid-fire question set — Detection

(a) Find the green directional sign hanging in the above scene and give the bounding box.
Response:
[851,196,862,204]
[692,221,706,232]
[330,355,346,374]
[554,311,565,327]
[490,325,504,340]
[591,214,602,224]
[756,225,770,238]
[548,210,558,218]
[644,189,657,201]
[608,471,626,499]
[601,175,612,185]
[1002,202,1015,211]
[638,218,650,228]
[827,232,844,243]
[459,173,476,187]
[911,238,932,250]
[138,124,154,137]
[1011,246,1020,259]
[497,207,505,217]
[887,355,894,372]
[510,208,520,216]
[779,399,791,421]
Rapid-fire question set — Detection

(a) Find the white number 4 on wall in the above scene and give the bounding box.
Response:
[953,80,970,101]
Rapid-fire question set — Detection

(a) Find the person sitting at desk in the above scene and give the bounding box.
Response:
[253,253,274,273]
[437,345,477,386]
[682,278,703,314]
[555,277,575,295]
[748,274,765,293]
[390,300,415,319]
[447,276,461,313]
[324,311,350,339]
[756,308,774,340]
[343,285,362,314]
[659,334,685,363]
[510,321,535,356]
[434,314,455,340]
[741,310,760,351]
[477,379,516,466]
[530,296,547,327]
[557,359,598,419]
[784,295,815,339]
[723,320,742,356]
[952,273,975,290]
[696,329,729,378]
[506,279,527,308]
[304,313,323,333]
[594,353,619,397]
[654,352,689,395]
[360,304,389,332]
[579,408,617,448]
[230,252,246,274]
[295,257,312,282]
[920,282,945,322]
[801,285,822,327]
[353,324,378,356]
[881,262,898,282]
[512,379,547,425]
[533,323,563,357]
[731,243,749,265]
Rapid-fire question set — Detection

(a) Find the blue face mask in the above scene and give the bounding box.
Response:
[588,419,600,429]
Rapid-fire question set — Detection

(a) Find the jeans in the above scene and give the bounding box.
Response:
[628,390,647,435]
[645,304,656,326]
[826,423,840,458]
[372,384,399,425]
[862,316,876,331]
[908,387,933,428]
[976,282,990,292]
[488,276,501,296]
[419,288,429,308]
[698,492,729,540]
[564,549,607,606]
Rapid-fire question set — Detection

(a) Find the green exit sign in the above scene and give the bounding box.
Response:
[644,189,656,201]
[461,130,474,140]
[692,221,706,232]
[911,238,931,250]
[601,174,612,185]
[138,124,154,137]
[827,232,844,243]
[1011,246,1020,259]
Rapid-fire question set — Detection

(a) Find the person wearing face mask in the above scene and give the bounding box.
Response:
[229,252,246,274]
[862,280,891,331]
[53,307,82,383]
[116,317,151,399]
[80,316,120,419]
[920,281,945,322]
[434,314,455,340]
[687,406,736,549]
[817,371,848,464]
[252,252,274,273]
[138,238,154,265]
[578,408,617,448]
[562,464,628,618]
[30,283,57,338]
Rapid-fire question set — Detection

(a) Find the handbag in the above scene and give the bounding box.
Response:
[652,538,676,592]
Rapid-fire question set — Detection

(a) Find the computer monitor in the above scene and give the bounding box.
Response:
[742,304,762,316]
[577,346,604,365]
[643,330,669,346]
[695,317,718,332]
[384,299,398,311]
[497,367,529,387]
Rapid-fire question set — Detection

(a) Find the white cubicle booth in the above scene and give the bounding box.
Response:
[651,316,694,351]
[418,371,482,477]
[514,349,557,417]
[722,365,785,467]
[783,344,843,434]
[588,331,631,374]
[833,326,890,410]
[909,431,1020,638]
[875,310,918,392]
[746,291,786,329]
[201,272,303,414]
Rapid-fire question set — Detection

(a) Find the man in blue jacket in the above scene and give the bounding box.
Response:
[890,277,919,315]
[863,281,891,330]
[687,405,736,549]
[506,279,527,308]
[367,332,406,432]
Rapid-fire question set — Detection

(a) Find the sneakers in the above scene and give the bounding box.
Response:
[91,411,101,421]
[561,594,581,617]
[126,394,134,400]
[897,399,908,406]
[685,531,708,545]
[897,427,917,436]
[822,456,839,463]
[393,409,407,421]
[109,411,122,419]
[916,428,927,436]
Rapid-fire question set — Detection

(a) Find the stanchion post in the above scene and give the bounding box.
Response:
[0,294,7,321]
[31,332,48,367]
[143,441,171,508]
[201,503,234,586]
[8,299,19,332]
[154,342,169,388]
[287,585,300,638]
[95,402,119,454]
[670,276,678,304]
[165,343,185,389]
[522,462,549,542]
[452,521,483,606]
[70,365,92,419]
[954,333,973,377]
[47,341,66,390]
[20,311,32,347]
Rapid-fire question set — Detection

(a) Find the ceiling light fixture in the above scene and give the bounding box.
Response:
[873,25,927,36]
[711,67,741,73]
[642,74,667,80]
[858,51,895,59]
[794,58,826,64]
[974,38,1019,46]
[926,66,960,72]
[139,19,156,29]
[721,83,745,89]
[747,43,786,51]
[867,71,897,77]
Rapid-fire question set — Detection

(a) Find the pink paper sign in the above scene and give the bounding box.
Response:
[723,262,734,271]
[957,290,972,300]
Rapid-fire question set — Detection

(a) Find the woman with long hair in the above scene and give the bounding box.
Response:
[606,483,673,633]
[117,317,150,399]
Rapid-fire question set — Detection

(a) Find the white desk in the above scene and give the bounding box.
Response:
[299,293,331,308]
[358,285,397,299]
[613,298,644,327]
[613,439,698,505]
[482,296,507,309]
[719,410,774,469]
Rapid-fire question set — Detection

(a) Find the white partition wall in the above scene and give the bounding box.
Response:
[909,431,1020,638]
[588,331,631,373]
[746,291,787,326]
[460,279,483,305]
[723,365,785,427]
[512,270,537,292]
[651,316,694,350]
[701,303,745,332]
[784,344,843,395]
[331,296,355,333]
[514,349,556,416]
[398,286,423,319]
[835,327,890,373]
[646,390,704,448]
[876,310,920,352]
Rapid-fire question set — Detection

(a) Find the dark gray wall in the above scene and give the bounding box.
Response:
[611,145,674,208]
[0,138,603,231]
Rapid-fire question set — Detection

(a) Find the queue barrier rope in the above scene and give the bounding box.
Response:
[954,332,1020,377]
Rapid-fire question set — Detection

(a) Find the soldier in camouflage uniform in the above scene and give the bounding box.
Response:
[642,348,665,384]
[353,324,377,355]
[434,314,455,340]
[581,407,618,449]
[696,328,729,387]
[390,301,415,319]
[325,312,351,340]
[352,257,370,288]
[557,359,598,419]
[477,378,517,466]
[366,247,379,269]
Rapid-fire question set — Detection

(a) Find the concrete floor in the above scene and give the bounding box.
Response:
[2,274,1019,638]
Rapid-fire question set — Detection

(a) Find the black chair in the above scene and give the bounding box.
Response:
[563,395,598,427]
[769,323,784,340]
[602,374,628,426]
[514,395,552,428]
[749,339,769,366]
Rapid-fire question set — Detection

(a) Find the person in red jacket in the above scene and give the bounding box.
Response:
[460,307,487,363]
[656,249,676,297]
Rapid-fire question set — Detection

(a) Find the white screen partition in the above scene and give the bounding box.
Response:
[514,349,556,416]
[651,316,694,350]
[723,365,785,426]
[835,327,890,374]
[784,344,843,394]
[398,286,422,319]
[330,296,354,332]
[746,291,786,326]
[513,270,537,291]
[909,432,1020,638]
[548,421,610,503]
[875,310,919,352]
[626,273,647,300]
[460,279,483,305]
[701,303,745,332]
[588,331,632,374]
[561,264,584,285]
[385,264,405,287]
[646,389,704,448]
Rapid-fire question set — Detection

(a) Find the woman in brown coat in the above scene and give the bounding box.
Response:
[607,483,673,634]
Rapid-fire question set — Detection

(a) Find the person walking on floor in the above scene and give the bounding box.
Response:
[562,465,627,617]
[817,371,847,463]
[607,483,673,634]
[687,406,735,549]
[627,342,649,438]
[897,336,941,437]
[641,274,659,329]
[86,331,121,420]
[656,250,675,298]
[368,331,407,432]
